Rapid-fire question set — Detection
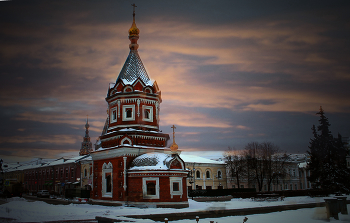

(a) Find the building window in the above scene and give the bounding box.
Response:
[240,185,244,188]
[143,177,159,199]
[110,107,117,123]
[102,162,113,197]
[217,170,222,179]
[66,169,68,178]
[206,170,211,179]
[122,105,135,121]
[170,177,183,198]
[147,182,156,195]
[142,105,153,122]
[84,169,87,177]
[106,174,112,193]
[232,185,236,188]
[173,182,179,191]
[196,170,201,179]
[71,169,74,178]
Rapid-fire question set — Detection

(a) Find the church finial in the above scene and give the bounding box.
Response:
[170,125,178,152]
[85,115,90,129]
[128,3,139,50]
[132,3,137,23]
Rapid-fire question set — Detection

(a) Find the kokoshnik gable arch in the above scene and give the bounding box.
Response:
[90,6,189,208]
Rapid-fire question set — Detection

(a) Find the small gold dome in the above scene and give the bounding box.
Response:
[170,142,179,152]
[128,22,139,37]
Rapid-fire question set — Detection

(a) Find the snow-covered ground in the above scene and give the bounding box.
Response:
[0,196,349,222]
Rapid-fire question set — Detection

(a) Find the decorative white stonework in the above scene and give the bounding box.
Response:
[108,124,158,131]
[117,100,121,118]
[142,105,153,122]
[144,86,153,94]
[102,162,113,198]
[124,86,133,92]
[170,177,183,198]
[116,97,159,104]
[142,177,159,199]
[137,99,140,117]
[156,102,159,125]
[123,157,127,191]
[120,137,132,146]
[122,104,135,121]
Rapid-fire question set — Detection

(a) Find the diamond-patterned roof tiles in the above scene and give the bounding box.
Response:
[129,153,172,170]
[116,50,151,85]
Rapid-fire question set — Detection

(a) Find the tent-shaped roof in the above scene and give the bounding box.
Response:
[116,50,152,86]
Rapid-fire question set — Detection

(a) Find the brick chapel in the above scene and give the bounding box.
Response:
[90,6,189,208]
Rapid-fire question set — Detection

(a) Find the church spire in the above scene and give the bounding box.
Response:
[80,116,93,156]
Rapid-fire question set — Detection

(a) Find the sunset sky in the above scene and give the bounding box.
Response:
[1,0,349,163]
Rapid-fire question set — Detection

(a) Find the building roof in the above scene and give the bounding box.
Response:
[129,153,175,171]
[116,50,153,86]
[180,154,225,165]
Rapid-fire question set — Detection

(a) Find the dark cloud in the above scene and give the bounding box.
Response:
[0,0,349,162]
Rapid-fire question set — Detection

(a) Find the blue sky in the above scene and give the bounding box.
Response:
[1,0,349,162]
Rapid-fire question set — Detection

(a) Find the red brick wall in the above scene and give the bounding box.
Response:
[91,156,135,201]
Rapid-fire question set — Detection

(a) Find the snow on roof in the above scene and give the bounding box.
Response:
[298,162,308,168]
[44,155,91,166]
[129,153,173,171]
[116,50,152,86]
[3,155,92,172]
[180,154,225,165]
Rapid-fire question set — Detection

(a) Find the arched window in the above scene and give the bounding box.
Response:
[84,169,87,177]
[206,170,211,179]
[196,170,201,179]
[217,170,222,179]
[102,162,113,197]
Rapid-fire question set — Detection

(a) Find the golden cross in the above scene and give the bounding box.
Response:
[131,3,137,22]
[131,3,137,14]
[171,125,176,142]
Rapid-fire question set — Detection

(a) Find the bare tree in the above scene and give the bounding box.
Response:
[224,147,246,188]
[243,142,288,192]
[244,142,265,192]
[261,142,289,191]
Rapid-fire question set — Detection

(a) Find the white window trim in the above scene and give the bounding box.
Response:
[142,177,159,199]
[123,86,133,92]
[110,107,117,123]
[170,177,183,198]
[120,137,132,146]
[144,87,153,94]
[142,105,153,122]
[205,169,211,179]
[102,162,113,198]
[122,105,135,121]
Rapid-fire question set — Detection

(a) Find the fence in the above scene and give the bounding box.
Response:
[65,189,90,199]
[188,188,256,198]
[188,188,331,198]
